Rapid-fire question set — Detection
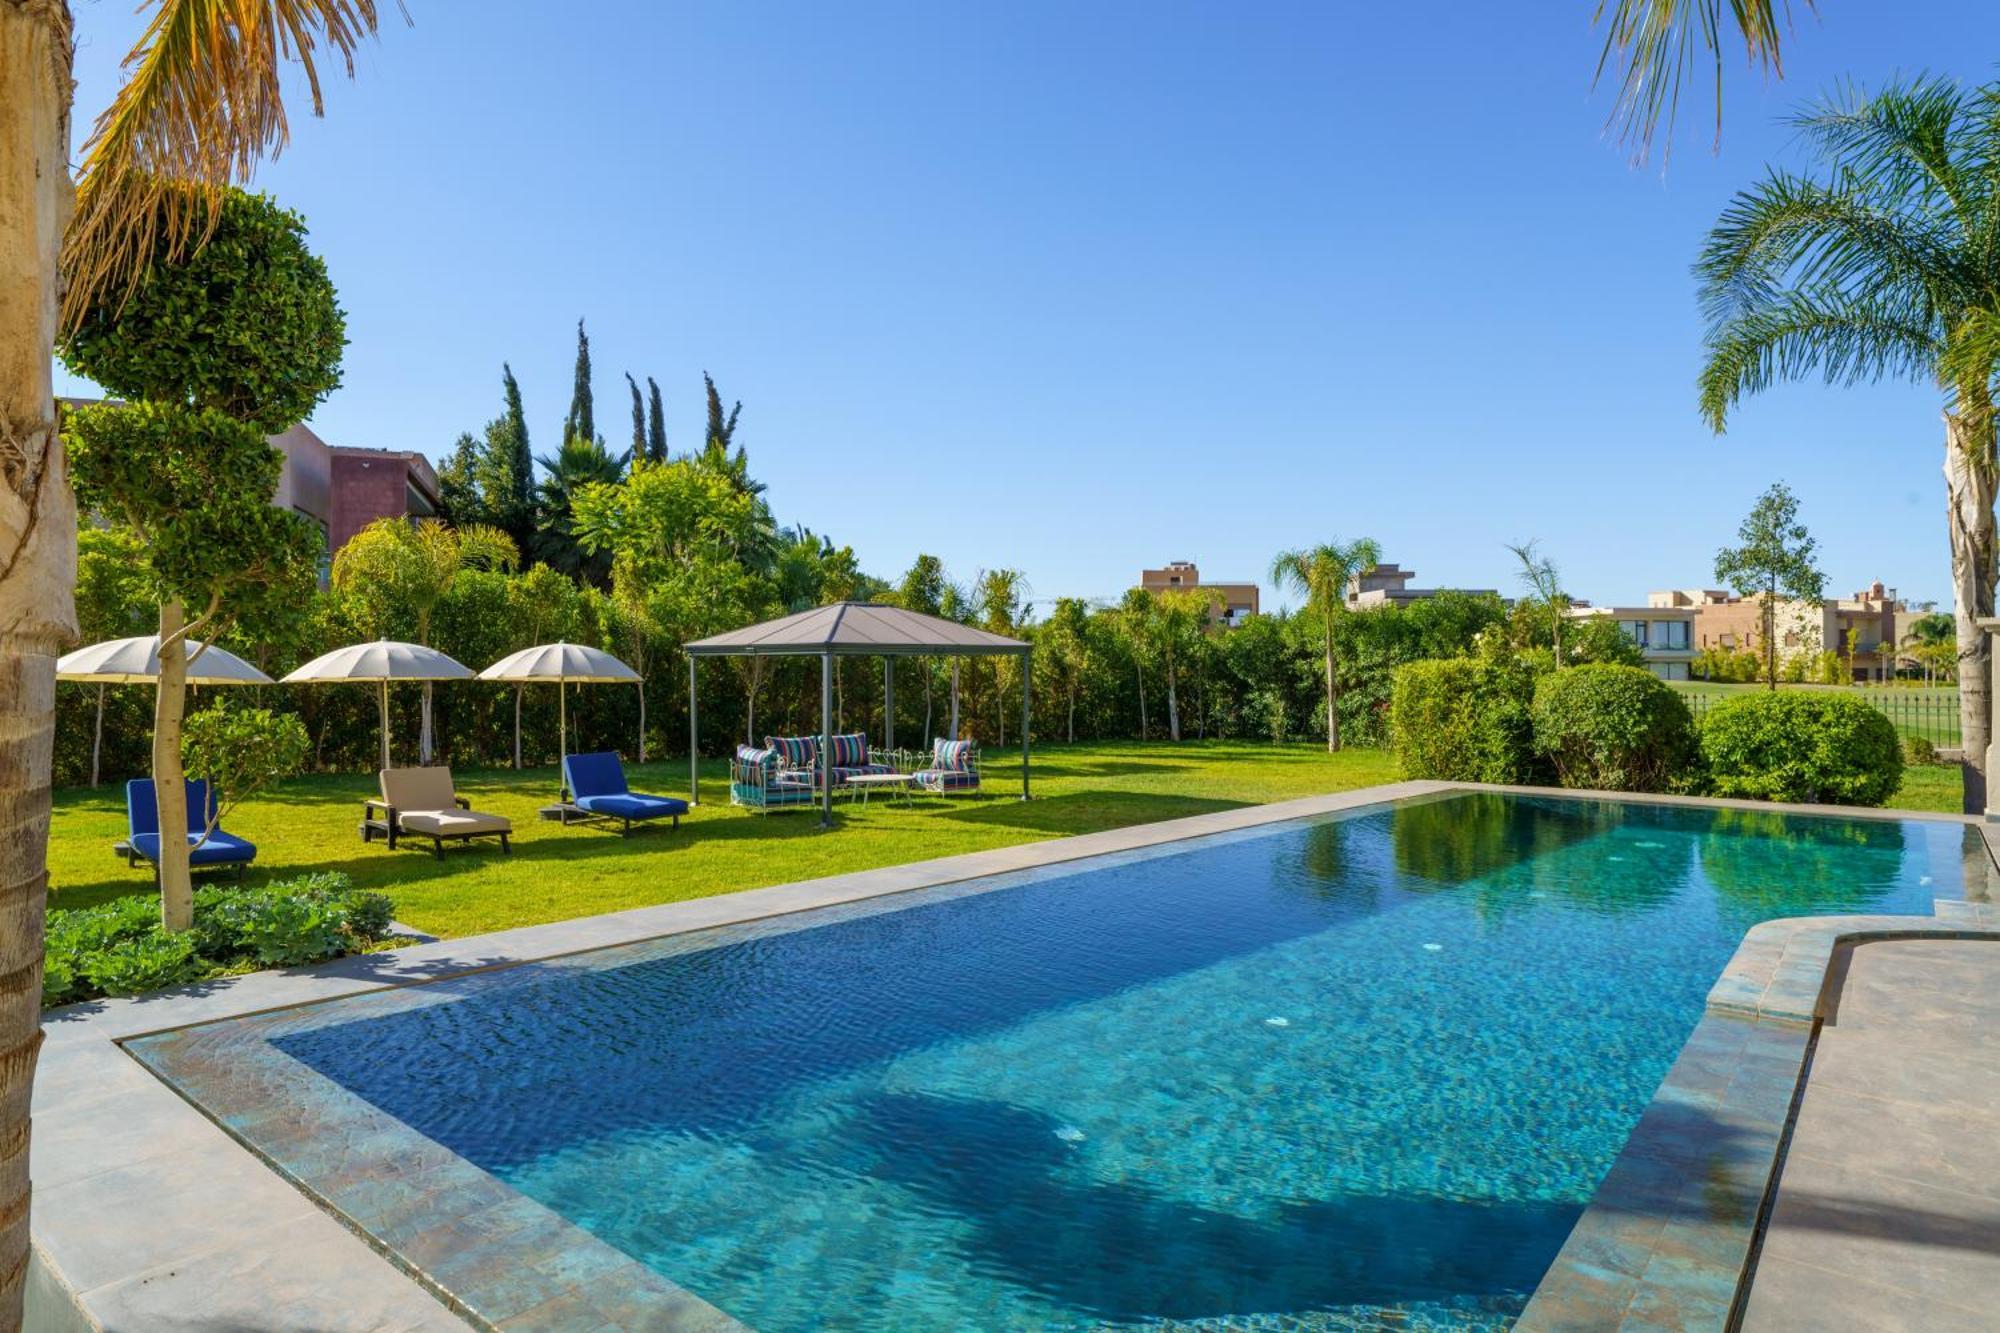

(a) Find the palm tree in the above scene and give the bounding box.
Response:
[1270,538,1381,752]
[1696,78,2000,812]
[533,435,628,583]
[0,4,392,1323]
[1506,540,1570,668]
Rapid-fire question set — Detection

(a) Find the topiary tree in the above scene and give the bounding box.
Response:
[60,187,341,933]
[1532,664,1699,793]
[1699,691,1904,806]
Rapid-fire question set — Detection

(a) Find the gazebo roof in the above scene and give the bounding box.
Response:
[685,602,1028,658]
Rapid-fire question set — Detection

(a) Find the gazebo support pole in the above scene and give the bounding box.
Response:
[1021,648,1031,801]
[820,652,833,829]
[91,683,105,788]
[687,656,699,806]
[883,658,894,753]
[378,681,391,773]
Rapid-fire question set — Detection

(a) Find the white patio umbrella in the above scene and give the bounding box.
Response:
[477,642,640,777]
[281,640,473,772]
[57,635,275,787]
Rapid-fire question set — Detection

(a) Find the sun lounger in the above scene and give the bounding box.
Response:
[560,752,688,835]
[365,767,512,857]
[124,778,256,878]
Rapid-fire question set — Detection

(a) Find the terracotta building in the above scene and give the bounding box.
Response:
[1139,561,1259,627]
[1656,583,1906,681]
[271,422,440,578]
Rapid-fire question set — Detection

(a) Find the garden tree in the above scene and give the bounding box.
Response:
[1271,537,1381,751]
[896,554,949,740]
[60,182,343,948]
[65,404,321,929]
[73,528,153,787]
[533,435,629,583]
[180,706,309,836]
[562,318,596,448]
[1843,625,1861,683]
[974,569,1028,745]
[1712,484,1823,692]
[609,555,660,762]
[1039,597,1092,743]
[1908,612,1956,686]
[1116,588,1157,740]
[482,365,537,552]
[1504,540,1569,668]
[1699,79,2000,811]
[1151,588,1216,743]
[704,369,743,455]
[624,373,648,460]
[435,432,485,528]
[646,377,668,463]
[501,565,588,765]
[331,519,519,761]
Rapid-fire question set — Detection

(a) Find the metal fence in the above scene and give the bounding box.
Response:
[1674,686,1962,749]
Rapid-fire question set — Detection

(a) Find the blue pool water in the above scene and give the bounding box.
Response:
[272,794,1982,1329]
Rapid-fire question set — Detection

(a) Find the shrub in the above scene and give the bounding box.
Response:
[1389,658,1541,784]
[1699,691,1904,806]
[1532,665,1699,793]
[44,871,398,1006]
[1905,735,1940,766]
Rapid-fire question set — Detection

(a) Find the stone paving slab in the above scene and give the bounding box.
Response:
[1741,938,2000,1331]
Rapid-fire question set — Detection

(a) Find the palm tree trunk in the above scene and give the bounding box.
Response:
[1945,406,1996,813]
[0,6,81,1318]
[152,601,194,931]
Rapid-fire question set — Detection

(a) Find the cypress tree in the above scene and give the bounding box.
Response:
[703,369,740,450]
[562,318,594,445]
[646,376,667,462]
[625,372,645,463]
[473,363,535,554]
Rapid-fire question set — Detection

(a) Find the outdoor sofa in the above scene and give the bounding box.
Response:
[560,751,688,835]
[364,767,513,857]
[912,738,980,793]
[123,777,257,879]
[731,745,822,813]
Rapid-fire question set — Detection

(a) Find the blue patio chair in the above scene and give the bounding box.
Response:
[561,752,689,836]
[124,778,257,879]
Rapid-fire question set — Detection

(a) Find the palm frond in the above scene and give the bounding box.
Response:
[1939,310,2000,421]
[1698,289,1943,430]
[1694,168,1969,328]
[62,0,403,329]
[1792,77,1983,226]
[1592,0,1802,158]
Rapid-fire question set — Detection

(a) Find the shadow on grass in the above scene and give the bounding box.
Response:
[932,790,1248,836]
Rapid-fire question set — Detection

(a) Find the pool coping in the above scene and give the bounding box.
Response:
[26,777,1996,1331]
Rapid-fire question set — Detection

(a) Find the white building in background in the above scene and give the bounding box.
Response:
[1566,602,1697,681]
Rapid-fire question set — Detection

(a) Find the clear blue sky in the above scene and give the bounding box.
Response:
[54,1,2000,614]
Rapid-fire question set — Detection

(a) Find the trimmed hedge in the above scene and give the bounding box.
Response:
[1389,658,1541,784]
[1698,690,1904,806]
[1532,665,1698,793]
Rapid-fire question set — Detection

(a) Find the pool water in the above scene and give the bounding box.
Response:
[262,795,1979,1329]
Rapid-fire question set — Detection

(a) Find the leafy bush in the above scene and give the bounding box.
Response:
[1905,735,1939,766]
[1531,665,1699,793]
[183,706,311,827]
[44,872,398,1006]
[1389,658,1542,784]
[1699,691,1904,806]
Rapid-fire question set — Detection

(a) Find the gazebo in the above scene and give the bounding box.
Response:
[684,602,1032,827]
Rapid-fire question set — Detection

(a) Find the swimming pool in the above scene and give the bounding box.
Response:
[128,792,1986,1329]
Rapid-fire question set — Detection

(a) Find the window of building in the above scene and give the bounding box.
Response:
[1618,619,1648,646]
[1653,620,1690,650]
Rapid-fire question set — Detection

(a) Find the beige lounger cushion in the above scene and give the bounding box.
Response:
[396,808,511,837]
[379,767,511,837]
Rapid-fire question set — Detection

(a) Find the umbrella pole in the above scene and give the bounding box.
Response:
[379,681,391,772]
[558,676,567,800]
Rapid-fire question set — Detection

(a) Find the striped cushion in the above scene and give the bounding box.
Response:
[832,763,896,783]
[764,736,817,770]
[735,745,777,776]
[828,733,869,767]
[915,768,980,791]
[932,739,974,772]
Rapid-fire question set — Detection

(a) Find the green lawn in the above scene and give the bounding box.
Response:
[49,739,1966,940]
[48,741,1399,939]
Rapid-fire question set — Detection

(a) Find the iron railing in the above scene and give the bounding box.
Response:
[1673,685,1962,749]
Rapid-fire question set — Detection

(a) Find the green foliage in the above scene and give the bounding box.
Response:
[563,319,596,447]
[1389,658,1542,784]
[1699,691,1905,806]
[1531,665,1698,793]
[46,872,397,1005]
[64,402,322,625]
[59,189,344,433]
[1713,484,1824,687]
[1693,645,1760,682]
[182,706,310,826]
[1564,616,1647,668]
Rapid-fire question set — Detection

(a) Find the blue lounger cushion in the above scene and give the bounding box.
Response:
[563,752,687,824]
[129,830,259,866]
[573,792,688,820]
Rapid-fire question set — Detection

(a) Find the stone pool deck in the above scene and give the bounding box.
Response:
[1741,937,2000,1331]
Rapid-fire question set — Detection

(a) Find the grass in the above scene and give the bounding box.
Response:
[49,738,1967,939]
[48,741,1399,939]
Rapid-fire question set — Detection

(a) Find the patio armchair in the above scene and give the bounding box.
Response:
[365,767,512,857]
[560,752,688,836]
[124,778,256,879]
[912,738,981,795]
[731,745,821,813]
